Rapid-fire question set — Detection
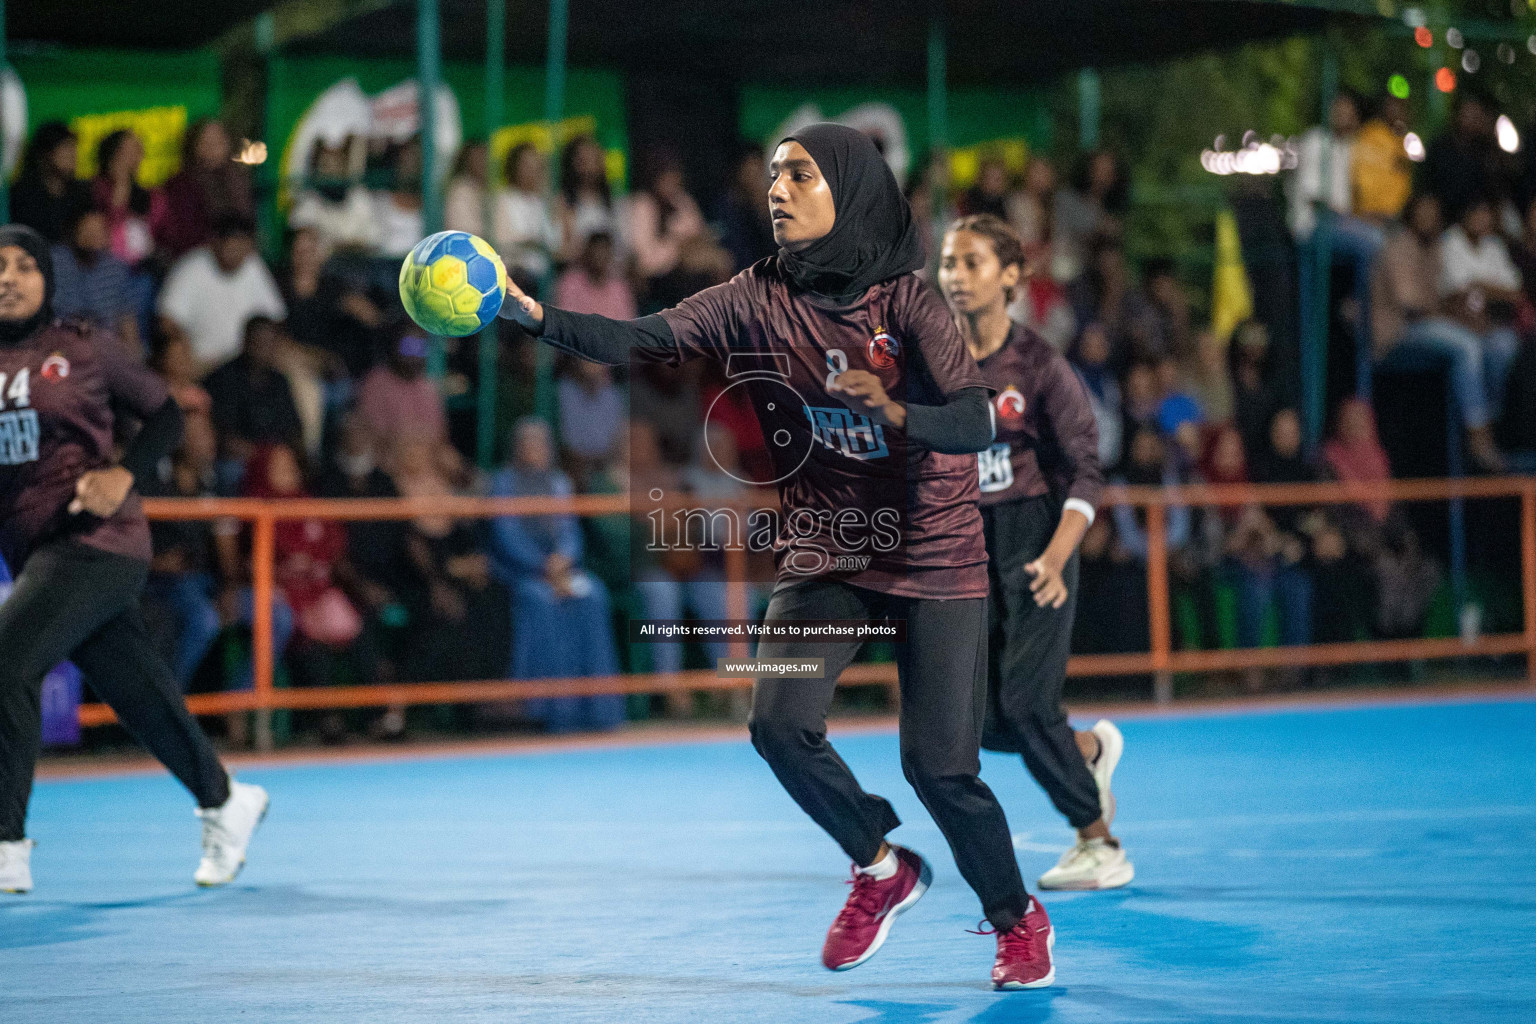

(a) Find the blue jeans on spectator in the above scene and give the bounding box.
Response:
[1481,326,1521,423]
[1229,560,1312,649]
[637,575,731,674]
[511,572,625,733]
[1380,318,1494,429]
[143,571,293,691]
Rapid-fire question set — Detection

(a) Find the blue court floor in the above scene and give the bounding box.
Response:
[4,697,1534,1023]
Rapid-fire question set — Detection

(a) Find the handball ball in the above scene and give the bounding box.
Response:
[398,230,507,336]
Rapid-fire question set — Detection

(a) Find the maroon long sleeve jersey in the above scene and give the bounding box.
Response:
[0,320,168,568]
[973,323,1102,519]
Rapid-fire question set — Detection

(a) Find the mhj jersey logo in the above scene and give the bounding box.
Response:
[868,327,900,369]
[996,386,1026,423]
[978,442,1014,493]
[807,406,889,460]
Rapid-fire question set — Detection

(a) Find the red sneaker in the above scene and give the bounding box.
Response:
[820,845,931,971]
[988,895,1055,989]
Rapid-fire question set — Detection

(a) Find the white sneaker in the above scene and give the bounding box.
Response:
[1037,837,1134,891]
[1087,719,1124,827]
[195,780,269,887]
[0,839,34,894]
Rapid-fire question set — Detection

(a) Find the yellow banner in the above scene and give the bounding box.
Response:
[71,105,188,187]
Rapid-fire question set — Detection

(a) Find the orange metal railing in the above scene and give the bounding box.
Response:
[75,476,1536,739]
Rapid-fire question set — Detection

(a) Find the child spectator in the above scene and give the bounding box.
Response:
[158,213,286,376]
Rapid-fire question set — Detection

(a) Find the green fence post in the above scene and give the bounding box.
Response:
[478,0,507,469]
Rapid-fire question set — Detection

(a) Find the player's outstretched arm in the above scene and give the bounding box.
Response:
[498,277,677,366]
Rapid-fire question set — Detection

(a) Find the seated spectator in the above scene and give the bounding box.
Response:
[1144,259,1194,360]
[443,139,491,241]
[1110,425,1193,563]
[1068,323,1124,469]
[627,147,727,308]
[556,134,621,261]
[1067,235,1164,366]
[356,331,448,454]
[1372,193,1505,470]
[1008,258,1076,352]
[1119,359,1162,445]
[493,141,560,281]
[288,137,377,254]
[158,212,286,376]
[715,143,777,272]
[556,357,624,486]
[1006,154,1056,252]
[553,231,636,320]
[158,119,255,260]
[958,155,1010,219]
[51,201,140,352]
[150,333,213,422]
[1420,91,1500,227]
[1353,94,1413,224]
[388,435,512,690]
[699,360,770,484]
[1439,195,1523,429]
[1229,319,1285,464]
[205,316,304,487]
[1180,329,1234,425]
[1322,397,1393,527]
[630,360,702,465]
[11,122,91,242]
[371,138,426,258]
[279,225,384,380]
[91,129,162,342]
[489,418,623,733]
[1054,149,1128,283]
[1154,353,1204,465]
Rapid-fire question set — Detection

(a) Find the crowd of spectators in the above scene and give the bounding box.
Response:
[9,91,1533,740]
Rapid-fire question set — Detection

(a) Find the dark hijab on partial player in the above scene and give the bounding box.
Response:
[776,123,925,302]
[0,224,56,343]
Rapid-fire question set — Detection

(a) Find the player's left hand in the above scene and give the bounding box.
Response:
[1025,555,1069,609]
[69,466,134,518]
[829,370,903,428]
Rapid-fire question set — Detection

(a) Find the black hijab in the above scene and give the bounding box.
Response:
[0,224,55,344]
[776,123,925,302]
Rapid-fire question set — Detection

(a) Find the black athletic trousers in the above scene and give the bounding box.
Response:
[0,539,230,841]
[748,578,1029,931]
[981,496,1102,830]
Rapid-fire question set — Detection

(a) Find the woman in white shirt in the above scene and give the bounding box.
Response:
[555,135,621,262]
[494,142,560,281]
[1439,196,1524,422]
[444,141,491,240]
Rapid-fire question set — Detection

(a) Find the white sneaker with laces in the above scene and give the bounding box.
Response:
[1037,837,1134,891]
[195,780,269,887]
[1088,719,1124,826]
[0,839,34,894]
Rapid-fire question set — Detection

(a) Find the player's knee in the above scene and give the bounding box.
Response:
[900,755,979,799]
[748,711,821,764]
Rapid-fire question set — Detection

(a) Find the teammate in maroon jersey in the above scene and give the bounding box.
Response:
[939,215,1133,891]
[0,225,267,895]
[497,125,1053,988]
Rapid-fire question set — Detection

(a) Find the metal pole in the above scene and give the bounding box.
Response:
[478,0,506,469]
[1145,502,1173,705]
[926,8,947,273]
[417,0,444,236]
[1302,45,1339,451]
[535,0,569,424]
[1077,68,1101,151]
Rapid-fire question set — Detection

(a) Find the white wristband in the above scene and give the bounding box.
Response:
[1063,497,1096,527]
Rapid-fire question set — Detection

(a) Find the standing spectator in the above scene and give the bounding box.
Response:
[11,122,91,243]
[554,231,635,320]
[715,143,777,272]
[1372,193,1504,471]
[279,226,384,380]
[556,135,620,260]
[1353,94,1414,224]
[1067,323,1124,469]
[370,138,426,258]
[1053,150,1128,283]
[91,129,162,341]
[157,119,254,260]
[958,155,1009,219]
[1143,259,1194,360]
[1439,195,1523,428]
[1067,235,1163,367]
[627,147,725,308]
[489,418,623,733]
[443,140,491,240]
[158,213,286,376]
[493,142,560,281]
[355,331,448,454]
[50,202,140,352]
[1229,319,1285,464]
[288,138,377,254]
[556,357,625,485]
[204,316,305,484]
[1420,91,1500,226]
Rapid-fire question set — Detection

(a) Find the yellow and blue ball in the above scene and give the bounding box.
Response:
[398,230,507,337]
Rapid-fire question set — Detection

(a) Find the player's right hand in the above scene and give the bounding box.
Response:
[499,277,545,331]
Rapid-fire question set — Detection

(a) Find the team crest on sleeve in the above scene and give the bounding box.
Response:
[41,354,69,380]
[995,385,1026,423]
[868,327,900,368]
